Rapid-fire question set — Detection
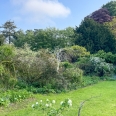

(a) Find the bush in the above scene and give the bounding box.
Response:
[63,68,83,83]
[90,56,114,77]
[0,45,15,61]
[77,56,114,78]
[0,64,17,89]
[0,45,17,89]
[94,50,116,65]
[57,45,90,62]
[14,46,58,88]
[77,57,95,76]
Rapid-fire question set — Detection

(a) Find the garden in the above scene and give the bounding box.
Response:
[1,1,116,116]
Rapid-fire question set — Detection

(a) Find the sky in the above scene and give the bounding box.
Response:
[0,0,112,30]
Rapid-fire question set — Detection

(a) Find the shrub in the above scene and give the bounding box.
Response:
[62,67,83,90]
[0,45,17,89]
[90,56,114,77]
[77,56,114,77]
[57,45,90,62]
[61,62,73,69]
[77,57,95,76]
[14,47,58,88]
[63,68,83,83]
[0,64,17,89]
[0,45,15,61]
[94,50,116,65]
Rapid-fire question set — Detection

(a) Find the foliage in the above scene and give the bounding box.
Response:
[77,57,95,76]
[13,27,75,51]
[77,56,114,77]
[0,45,17,89]
[63,68,83,85]
[0,20,17,44]
[0,45,15,61]
[94,50,116,65]
[61,62,73,69]
[74,18,116,53]
[87,8,112,23]
[90,56,114,77]
[0,89,32,107]
[30,27,75,51]
[14,45,58,88]
[81,76,99,87]
[104,17,116,37]
[0,64,17,89]
[13,30,28,48]
[31,98,72,116]
[102,1,116,16]
[57,45,90,62]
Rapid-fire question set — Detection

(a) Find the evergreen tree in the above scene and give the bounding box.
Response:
[0,20,17,44]
[74,18,116,53]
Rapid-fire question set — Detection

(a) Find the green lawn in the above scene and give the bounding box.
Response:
[1,81,116,116]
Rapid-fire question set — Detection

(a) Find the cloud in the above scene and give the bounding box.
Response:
[10,0,71,27]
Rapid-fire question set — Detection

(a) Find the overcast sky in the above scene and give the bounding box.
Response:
[0,0,112,30]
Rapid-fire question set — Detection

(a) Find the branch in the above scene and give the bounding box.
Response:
[78,94,101,116]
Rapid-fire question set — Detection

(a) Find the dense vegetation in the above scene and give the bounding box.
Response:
[1,1,116,115]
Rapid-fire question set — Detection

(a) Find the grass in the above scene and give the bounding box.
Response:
[0,81,116,116]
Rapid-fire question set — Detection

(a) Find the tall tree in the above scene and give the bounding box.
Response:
[74,18,116,53]
[0,20,17,44]
[13,29,27,47]
[102,1,116,16]
[87,8,112,24]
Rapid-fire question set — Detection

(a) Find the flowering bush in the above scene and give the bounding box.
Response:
[78,56,114,77]
[90,56,114,77]
[14,46,58,88]
[31,98,72,116]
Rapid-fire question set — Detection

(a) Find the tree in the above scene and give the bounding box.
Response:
[13,29,27,47]
[87,8,112,24]
[0,20,17,44]
[13,27,75,51]
[74,18,116,53]
[102,1,116,16]
[31,27,75,51]
[104,17,116,37]
[59,27,75,46]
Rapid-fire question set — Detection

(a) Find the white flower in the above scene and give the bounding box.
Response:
[32,104,34,108]
[68,99,72,106]
[40,100,42,103]
[60,101,64,105]
[46,99,49,102]
[19,95,21,98]
[45,103,49,107]
[36,102,38,105]
[68,99,72,104]
[52,100,55,104]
